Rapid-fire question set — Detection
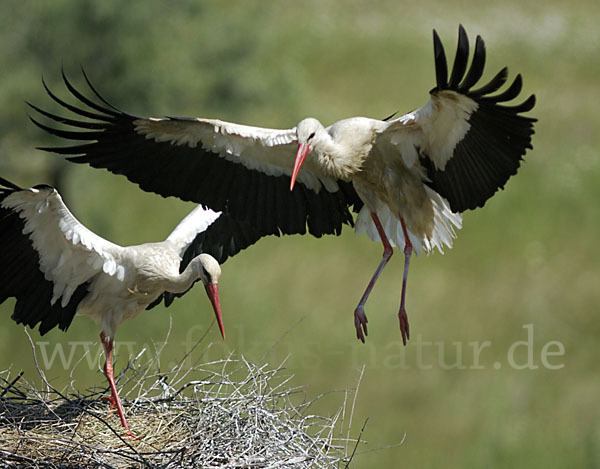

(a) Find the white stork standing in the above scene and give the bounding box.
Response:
[29,25,536,345]
[0,176,225,436]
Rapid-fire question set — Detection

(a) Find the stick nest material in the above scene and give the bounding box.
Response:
[0,353,358,468]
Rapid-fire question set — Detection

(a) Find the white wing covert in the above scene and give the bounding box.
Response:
[166,204,221,255]
[1,184,125,307]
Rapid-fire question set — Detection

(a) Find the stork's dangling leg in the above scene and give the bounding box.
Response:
[398,217,412,346]
[100,332,135,438]
[354,212,394,343]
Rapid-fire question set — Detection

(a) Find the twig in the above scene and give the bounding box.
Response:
[0,370,25,398]
[259,313,309,363]
[344,417,369,468]
[345,365,365,456]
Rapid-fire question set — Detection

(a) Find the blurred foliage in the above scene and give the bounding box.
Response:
[1,0,599,467]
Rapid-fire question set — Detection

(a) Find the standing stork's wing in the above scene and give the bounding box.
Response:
[384,25,536,212]
[28,73,363,247]
[150,203,225,309]
[164,204,222,258]
[0,177,125,334]
[150,210,262,309]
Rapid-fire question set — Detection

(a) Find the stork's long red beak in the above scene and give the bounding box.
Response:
[290,143,310,191]
[205,283,225,340]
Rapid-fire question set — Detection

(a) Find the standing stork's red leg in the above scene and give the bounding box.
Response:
[398,217,412,346]
[354,212,394,343]
[100,332,135,438]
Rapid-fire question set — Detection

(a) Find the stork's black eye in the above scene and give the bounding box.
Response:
[308,132,315,140]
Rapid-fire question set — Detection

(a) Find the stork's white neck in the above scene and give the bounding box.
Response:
[161,253,220,294]
[161,258,201,294]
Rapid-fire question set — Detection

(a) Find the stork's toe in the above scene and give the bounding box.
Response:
[398,307,410,346]
[354,307,368,343]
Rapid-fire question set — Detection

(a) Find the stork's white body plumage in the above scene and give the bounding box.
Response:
[293,116,463,254]
[31,25,536,345]
[72,241,203,338]
[2,184,222,339]
[0,178,225,435]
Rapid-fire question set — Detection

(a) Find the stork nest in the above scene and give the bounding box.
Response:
[0,345,362,468]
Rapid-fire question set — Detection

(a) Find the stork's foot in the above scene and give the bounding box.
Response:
[398,307,410,346]
[354,306,369,343]
[123,429,138,440]
[102,395,118,413]
[102,395,136,439]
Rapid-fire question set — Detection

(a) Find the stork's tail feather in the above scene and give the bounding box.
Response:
[421,187,462,253]
[355,196,461,255]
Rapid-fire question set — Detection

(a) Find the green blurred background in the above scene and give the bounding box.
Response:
[1,1,599,467]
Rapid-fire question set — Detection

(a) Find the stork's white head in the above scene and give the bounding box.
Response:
[296,117,323,148]
[290,118,325,190]
[197,253,221,286]
[195,253,225,339]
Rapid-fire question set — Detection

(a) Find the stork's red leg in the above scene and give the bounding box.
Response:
[100,332,135,438]
[398,217,412,346]
[354,212,394,343]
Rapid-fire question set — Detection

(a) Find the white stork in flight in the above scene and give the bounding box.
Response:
[0,176,226,436]
[29,25,536,345]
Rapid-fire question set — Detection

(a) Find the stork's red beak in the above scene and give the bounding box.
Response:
[290,143,310,191]
[205,283,225,340]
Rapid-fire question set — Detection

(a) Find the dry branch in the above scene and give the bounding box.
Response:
[0,352,361,468]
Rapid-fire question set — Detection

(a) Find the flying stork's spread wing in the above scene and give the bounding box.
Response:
[0,178,124,334]
[28,72,363,247]
[385,25,536,212]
